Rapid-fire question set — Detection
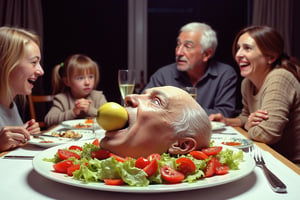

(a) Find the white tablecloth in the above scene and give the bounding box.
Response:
[0,126,299,200]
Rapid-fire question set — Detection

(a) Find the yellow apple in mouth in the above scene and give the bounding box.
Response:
[96,102,128,131]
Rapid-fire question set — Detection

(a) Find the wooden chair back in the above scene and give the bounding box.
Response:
[28,94,54,129]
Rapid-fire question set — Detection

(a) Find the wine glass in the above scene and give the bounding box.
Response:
[184,87,197,100]
[118,69,135,105]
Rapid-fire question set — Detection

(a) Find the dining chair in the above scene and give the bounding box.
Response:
[27,94,54,129]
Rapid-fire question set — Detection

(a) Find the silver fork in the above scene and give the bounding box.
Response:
[249,145,287,193]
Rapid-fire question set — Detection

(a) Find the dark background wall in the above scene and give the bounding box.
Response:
[41,0,128,103]
[41,0,249,104]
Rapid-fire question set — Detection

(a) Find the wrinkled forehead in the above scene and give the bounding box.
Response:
[146,86,193,108]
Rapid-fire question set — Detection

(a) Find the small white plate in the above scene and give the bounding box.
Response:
[211,121,226,131]
[61,119,100,130]
[211,135,253,149]
[28,130,95,148]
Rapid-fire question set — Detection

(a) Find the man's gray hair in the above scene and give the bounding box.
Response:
[180,22,218,56]
[171,105,212,148]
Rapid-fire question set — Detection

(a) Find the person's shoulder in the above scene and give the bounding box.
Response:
[270,68,293,76]
[90,90,105,98]
[210,60,236,73]
[90,90,104,95]
[155,63,177,72]
[54,92,68,99]
[268,68,297,82]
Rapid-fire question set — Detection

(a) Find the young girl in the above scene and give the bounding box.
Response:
[0,26,43,151]
[44,54,107,127]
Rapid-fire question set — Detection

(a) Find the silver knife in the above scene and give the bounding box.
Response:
[3,155,34,160]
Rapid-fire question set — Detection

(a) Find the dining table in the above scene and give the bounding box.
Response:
[0,124,299,200]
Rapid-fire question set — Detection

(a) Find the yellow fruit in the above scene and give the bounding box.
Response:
[96,102,128,131]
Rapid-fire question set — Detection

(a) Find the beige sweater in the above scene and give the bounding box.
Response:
[44,90,107,127]
[238,68,300,163]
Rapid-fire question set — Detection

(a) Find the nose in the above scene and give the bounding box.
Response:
[84,77,90,84]
[176,45,184,56]
[124,94,142,108]
[235,48,244,58]
[36,64,44,76]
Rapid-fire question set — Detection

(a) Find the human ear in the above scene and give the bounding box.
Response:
[202,48,213,62]
[63,77,71,87]
[168,137,197,154]
[267,55,278,65]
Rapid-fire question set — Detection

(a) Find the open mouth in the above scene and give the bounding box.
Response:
[239,62,250,69]
[28,78,36,86]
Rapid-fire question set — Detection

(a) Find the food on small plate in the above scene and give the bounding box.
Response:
[211,136,253,149]
[85,118,94,124]
[51,130,82,139]
[221,141,242,146]
[40,140,54,143]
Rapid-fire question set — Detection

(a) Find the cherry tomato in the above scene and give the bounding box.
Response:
[109,153,126,162]
[189,150,209,160]
[92,139,100,147]
[147,153,161,161]
[68,145,82,151]
[143,158,158,178]
[91,149,110,160]
[160,165,184,184]
[201,146,222,156]
[104,179,125,185]
[204,157,216,177]
[135,157,150,169]
[57,149,81,160]
[176,157,196,175]
[53,160,73,173]
[67,163,81,176]
[215,159,229,175]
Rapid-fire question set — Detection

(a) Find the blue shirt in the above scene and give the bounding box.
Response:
[144,61,238,117]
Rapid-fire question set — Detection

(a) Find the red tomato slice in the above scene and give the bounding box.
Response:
[204,157,216,177]
[92,139,100,147]
[135,157,150,169]
[104,179,125,185]
[176,157,196,175]
[143,158,158,178]
[67,163,81,176]
[91,149,110,160]
[109,153,126,163]
[68,145,82,151]
[53,160,73,174]
[189,150,209,160]
[201,146,222,156]
[160,165,184,184]
[215,159,229,175]
[57,149,81,160]
[147,153,161,161]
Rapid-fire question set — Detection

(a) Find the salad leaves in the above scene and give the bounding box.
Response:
[45,140,244,186]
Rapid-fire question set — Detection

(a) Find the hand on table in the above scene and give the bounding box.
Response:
[245,110,268,130]
[0,125,30,151]
[209,113,227,124]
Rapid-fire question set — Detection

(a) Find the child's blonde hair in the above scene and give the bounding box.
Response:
[52,54,100,94]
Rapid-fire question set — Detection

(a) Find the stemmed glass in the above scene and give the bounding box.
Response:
[184,87,197,100]
[118,69,135,105]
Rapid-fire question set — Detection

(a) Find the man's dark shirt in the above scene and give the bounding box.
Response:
[144,61,238,117]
